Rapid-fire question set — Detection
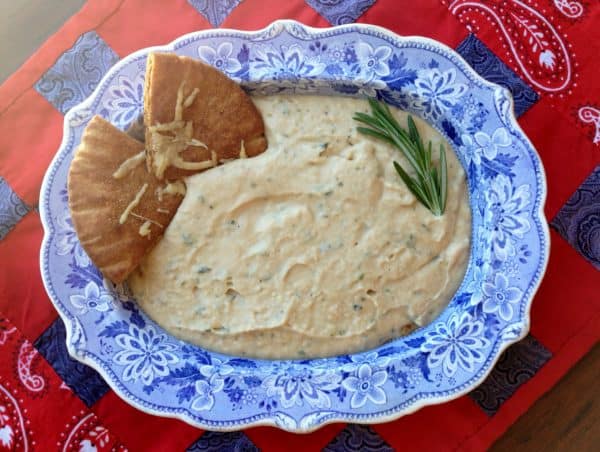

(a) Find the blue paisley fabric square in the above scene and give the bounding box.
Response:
[187,431,258,452]
[456,34,539,117]
[0,177,30,240]
[35,31,118,114]
[187,0,243,27]
[305,0,377,25]
[469,335,552,416]
[324,424,393,452]
[551,165,600,270]
[34,318,110,406]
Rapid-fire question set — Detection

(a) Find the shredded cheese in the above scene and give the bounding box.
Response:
[184,121,193,139]
[189,139,208,148]
[174,82,186,121]
[156,208,170,214]
[156,180,187,202]
[239,140,247,159]
[148,82,215,179]
[139,220,152,237]
[119,183,148,224]
[162,180,187,196]
[130,212,164,229]
[172,155,216,171]
[149,121,185,132]
[183,88,200,108]
[112,151,146,179]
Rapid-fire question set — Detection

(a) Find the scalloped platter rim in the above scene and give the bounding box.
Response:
[39,20,550,433]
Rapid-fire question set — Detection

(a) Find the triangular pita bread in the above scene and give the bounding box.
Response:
[143,52,267,180]
[68,115,185,283]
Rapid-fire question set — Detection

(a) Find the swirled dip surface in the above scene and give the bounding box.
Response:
[129,95,471,359]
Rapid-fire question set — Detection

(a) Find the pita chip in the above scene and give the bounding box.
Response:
[68,115,185,283]
[143,52,267,180]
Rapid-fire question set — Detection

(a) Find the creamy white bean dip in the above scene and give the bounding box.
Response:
[129,95,471,359]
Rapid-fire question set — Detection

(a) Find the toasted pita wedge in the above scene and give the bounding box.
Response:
[144,52,267,180]
[68,115,185,283]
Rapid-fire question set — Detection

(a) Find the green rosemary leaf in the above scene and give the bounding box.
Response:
[393,161,429,207]
[356,127,396,146]
[354,99,449,216]
[439,143,448,213]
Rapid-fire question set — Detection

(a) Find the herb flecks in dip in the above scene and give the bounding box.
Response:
[129,95,471,359]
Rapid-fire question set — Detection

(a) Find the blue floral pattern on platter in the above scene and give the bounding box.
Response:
[39,21,549,432]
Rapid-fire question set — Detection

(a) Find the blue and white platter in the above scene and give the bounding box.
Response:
[40,20,549,432]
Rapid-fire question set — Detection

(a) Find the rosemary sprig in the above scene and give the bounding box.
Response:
[353,99,448,216]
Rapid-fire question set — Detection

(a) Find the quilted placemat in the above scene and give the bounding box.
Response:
[0,0,598,450]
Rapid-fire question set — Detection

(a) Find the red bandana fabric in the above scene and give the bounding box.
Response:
[0,317,125,451]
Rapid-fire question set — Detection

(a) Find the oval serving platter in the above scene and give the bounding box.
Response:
[40,20,549,432]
